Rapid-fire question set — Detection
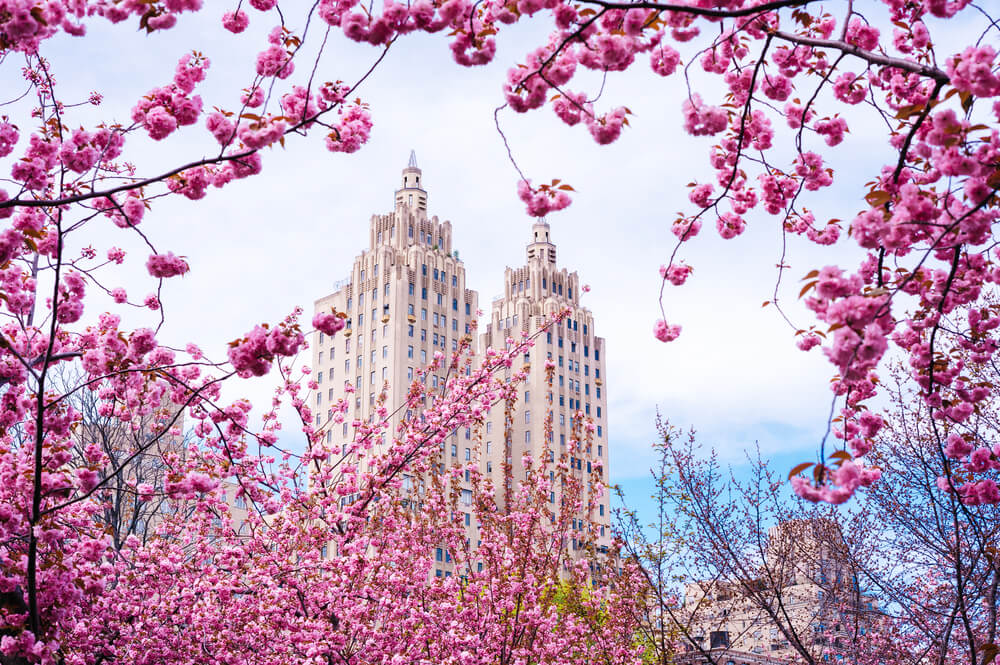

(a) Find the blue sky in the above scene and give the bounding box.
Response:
[1,1,920,523]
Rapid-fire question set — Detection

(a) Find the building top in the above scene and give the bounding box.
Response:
[396,150,427,215]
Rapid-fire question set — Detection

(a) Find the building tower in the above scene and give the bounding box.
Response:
[311,153,480,461]
[479,219,612,554]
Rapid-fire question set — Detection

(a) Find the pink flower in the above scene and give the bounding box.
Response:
[142,106,178,141]
[845,17,879,51]
[222,9,250,32]
[313,311,346,336]
[832,73,866,105]
[146,252,189,278]
[0,121,20,158]
[653,319,681,342]
[671,217,702,241]
[516,179,571,217]
[650,44,680,76]
[586,107,627,145]
[815,117,848,146]
[796,333,821,351]
[946,45,1000,98]
[110,287,127,304]
[75,467,100,493]
[682,94,727,136]
[659,263,692,286]
[716,212,746,239]
[256,45,294,78]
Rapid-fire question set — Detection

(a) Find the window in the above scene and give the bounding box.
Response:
[407,367,414,380]
[421,308,427,321]
[421,329,427,341]
[421,287,427,299]
[382,345,388,359]
[316,393,322,405]
[464,447,471,461]
[451,444,457,456]
[408,345,414,359]
[436,293,443,306]
[384,284,390,296]
[465,303,471,315]
[328,388,334,400]
[421,350,427,363]
[524,411,531,424]
[597,425,603,437]
[408,324,414,337]
[370,371,375,385]
[317,371,323,383]
[345,359,350,372]
[595,349,600,361]
[524,431,531,443]
[433,312,439,326]
[357,355,362,368]
[408,283,415,296]
[346,297,352,310]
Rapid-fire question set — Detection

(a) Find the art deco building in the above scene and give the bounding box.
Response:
[310,152,480,451]
[311,153,611,571]
[478,219,612,554]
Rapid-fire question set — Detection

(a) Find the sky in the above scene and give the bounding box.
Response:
[3,1,923,523]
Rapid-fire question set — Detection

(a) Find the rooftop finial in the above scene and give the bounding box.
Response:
[408,149,418,168]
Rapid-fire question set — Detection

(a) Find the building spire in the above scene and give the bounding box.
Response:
[527,218,555,264]
[396,149,427,214]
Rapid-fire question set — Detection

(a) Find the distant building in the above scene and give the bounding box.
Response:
[678,519,877,663]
